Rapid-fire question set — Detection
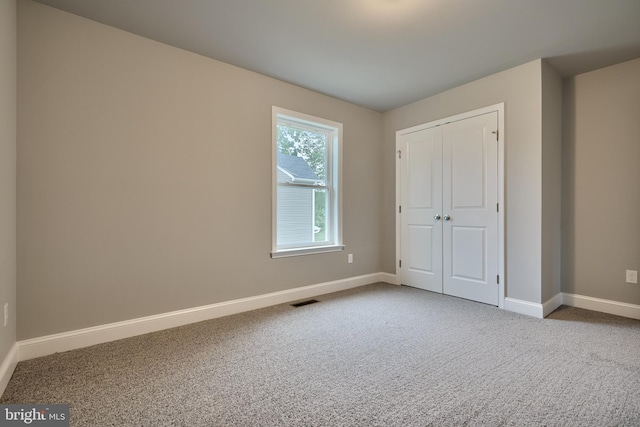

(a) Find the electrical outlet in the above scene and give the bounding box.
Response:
[3,303,7,327]
[348,253,353,264]
[626,270,638,284]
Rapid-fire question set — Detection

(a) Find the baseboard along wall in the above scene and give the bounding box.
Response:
[505,292,640,320]
[0,344,18,398]
[2,274,639,397]
[504,297,546,318]
[17,273,385,362]
[503,292,565,319]
[562,292,640,320]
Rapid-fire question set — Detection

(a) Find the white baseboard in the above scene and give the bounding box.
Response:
[18,273,385,362]
[0,344,18,397]
[543,293,564,317]
[504,297,544,318]
[12,279,640,368]
[506,292,640,321]
[380,272,399,285]
[562,293,640,320]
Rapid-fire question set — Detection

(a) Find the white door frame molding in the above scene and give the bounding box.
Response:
[395,103,505,308]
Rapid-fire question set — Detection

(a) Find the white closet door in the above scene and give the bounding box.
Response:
[398,110,499,306]
[399,126,443,293]
[442,112,498,305]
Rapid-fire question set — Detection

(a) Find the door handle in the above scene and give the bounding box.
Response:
[443,215,451,221]
[433,214,441,221]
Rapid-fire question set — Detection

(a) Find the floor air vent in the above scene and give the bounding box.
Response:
[290,299,319,308]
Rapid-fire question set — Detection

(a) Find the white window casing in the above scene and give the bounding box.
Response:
[271,107,343,258]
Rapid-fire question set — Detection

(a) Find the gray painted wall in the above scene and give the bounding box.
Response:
[562,57,640,304]
[541,61,563,303]
[17,1,382,339]
[0,0,17,361]
[13,0,640,343]
[382,60,545,304]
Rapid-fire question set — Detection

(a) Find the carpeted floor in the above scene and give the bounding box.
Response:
[2,283,640,426]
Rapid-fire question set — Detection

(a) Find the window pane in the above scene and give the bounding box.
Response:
[277,185,316,245]
[276,121,330,247]
[276,123,327,185]
[313,188,328,243]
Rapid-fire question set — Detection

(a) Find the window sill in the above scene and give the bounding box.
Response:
[271,245,345,259]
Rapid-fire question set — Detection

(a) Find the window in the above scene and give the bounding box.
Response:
[271,107,343,258]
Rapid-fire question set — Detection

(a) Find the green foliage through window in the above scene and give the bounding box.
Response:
[277,124,327,182]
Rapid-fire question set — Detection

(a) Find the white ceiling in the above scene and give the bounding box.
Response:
[34,0,640,112]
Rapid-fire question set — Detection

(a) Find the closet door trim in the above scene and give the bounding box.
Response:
[395,103,505,308]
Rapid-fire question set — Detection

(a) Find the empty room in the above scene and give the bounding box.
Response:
[1,0,639,425]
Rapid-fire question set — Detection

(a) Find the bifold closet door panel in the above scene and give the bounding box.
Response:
[442,112,499,306]
[399,127,443,293]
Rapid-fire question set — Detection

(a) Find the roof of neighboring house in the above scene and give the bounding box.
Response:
[277,153,320,181]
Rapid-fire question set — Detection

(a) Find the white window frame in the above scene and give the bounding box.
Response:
[271,106,343,258]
